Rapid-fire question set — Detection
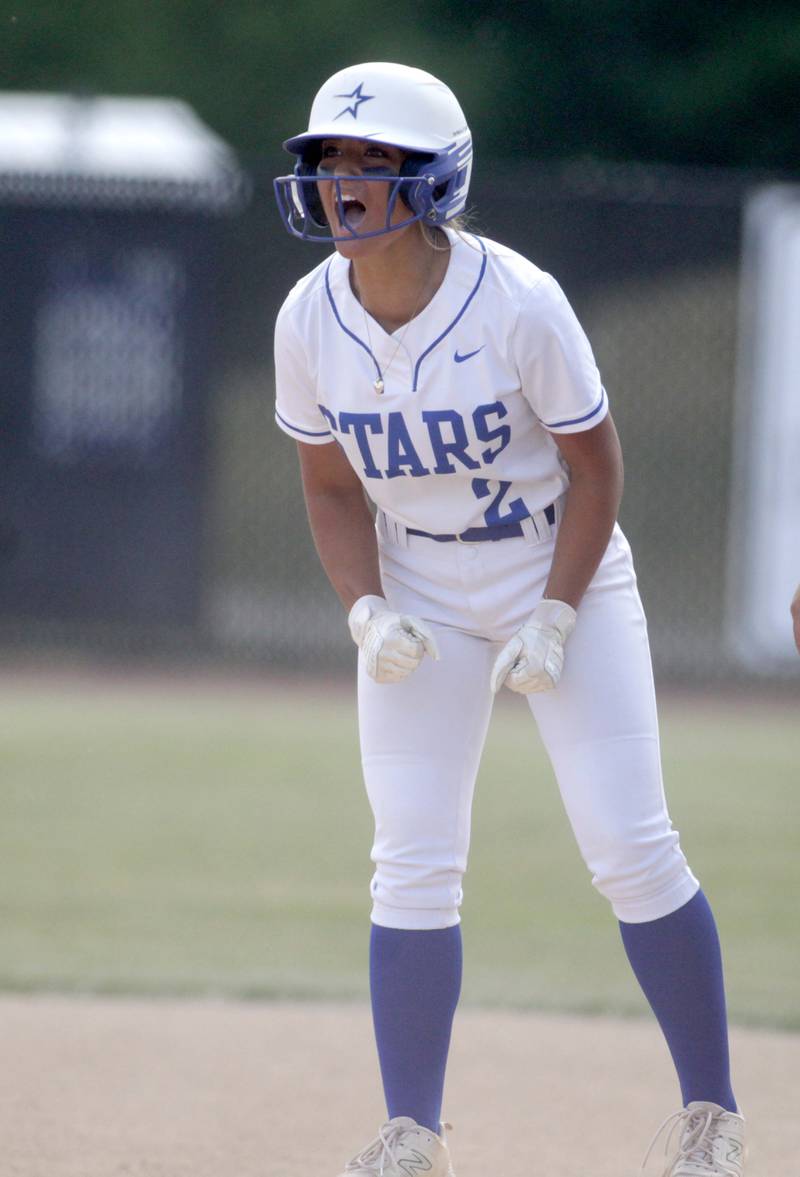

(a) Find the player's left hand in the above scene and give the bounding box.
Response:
[490,599,577,694]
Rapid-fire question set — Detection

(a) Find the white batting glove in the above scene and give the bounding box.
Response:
[490,599,577,694]
[348,594,440,684]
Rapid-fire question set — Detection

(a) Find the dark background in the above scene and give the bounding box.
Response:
[1,2,798,680]
[2,1,798,174]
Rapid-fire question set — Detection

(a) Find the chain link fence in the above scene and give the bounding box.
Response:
[0,156,789,682]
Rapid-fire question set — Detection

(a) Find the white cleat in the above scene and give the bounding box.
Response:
[339,1117,454,1177]
[643,1101,746,1176]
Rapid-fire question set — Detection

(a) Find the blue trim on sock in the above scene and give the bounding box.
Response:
[620,890,736,1111]
[370,924,462,1133]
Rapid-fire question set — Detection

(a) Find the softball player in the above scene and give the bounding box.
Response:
[273,62,745,1177]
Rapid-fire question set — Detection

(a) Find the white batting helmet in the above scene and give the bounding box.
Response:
[274,61,473,241]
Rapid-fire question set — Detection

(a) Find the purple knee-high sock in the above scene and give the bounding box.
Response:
[369,924,462,1133]
[619,889,736,1111]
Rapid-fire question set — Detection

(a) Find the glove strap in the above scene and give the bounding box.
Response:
[531,598,577,639]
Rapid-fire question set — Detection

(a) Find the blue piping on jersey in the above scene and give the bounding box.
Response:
[275,408,331,438]
[412,235,488,392]
[545,387,607,430]
[324,238,488,394]
[324,261,383,387]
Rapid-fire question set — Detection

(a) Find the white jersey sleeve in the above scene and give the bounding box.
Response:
[274,296,335,446]
[512,273,607,434]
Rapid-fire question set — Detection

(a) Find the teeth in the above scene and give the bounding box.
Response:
[340,196,366,229]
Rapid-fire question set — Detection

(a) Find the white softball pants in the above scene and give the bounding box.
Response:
[359,521,699,929]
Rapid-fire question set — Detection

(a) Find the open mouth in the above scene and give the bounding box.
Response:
[339,195,367,230]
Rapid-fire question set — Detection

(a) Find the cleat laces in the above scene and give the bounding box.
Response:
[642,1105,740,1177]
[344,1119,416,1176]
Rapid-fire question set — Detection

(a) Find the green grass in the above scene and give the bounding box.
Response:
[0,676,798,1028]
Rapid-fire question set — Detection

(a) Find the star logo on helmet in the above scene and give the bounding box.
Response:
[333,83,375,121]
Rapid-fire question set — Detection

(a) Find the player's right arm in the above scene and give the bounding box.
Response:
[277,292,438,682]
[297,439,383,612]
[274,287,382,612]
[297,441,439,682]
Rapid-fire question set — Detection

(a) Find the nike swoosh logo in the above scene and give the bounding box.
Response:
[454,345,485,363]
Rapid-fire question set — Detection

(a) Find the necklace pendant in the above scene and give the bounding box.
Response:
[373,377,385,395]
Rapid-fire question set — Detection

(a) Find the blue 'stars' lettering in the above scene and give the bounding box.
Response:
[422,409,480,473]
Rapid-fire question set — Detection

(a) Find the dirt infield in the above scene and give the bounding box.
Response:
[2,996,796,1176]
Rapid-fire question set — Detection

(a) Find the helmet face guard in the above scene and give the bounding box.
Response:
[274,61,473,244]
[275,172,419,242]
[273,143,470,242]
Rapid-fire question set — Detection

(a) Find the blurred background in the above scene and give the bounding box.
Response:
[0,2,799,1018]
[1,0,799,681]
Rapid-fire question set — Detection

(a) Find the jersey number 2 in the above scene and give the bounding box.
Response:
[471,478,529,526]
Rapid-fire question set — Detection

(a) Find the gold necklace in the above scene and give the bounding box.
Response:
[356,254,436,395]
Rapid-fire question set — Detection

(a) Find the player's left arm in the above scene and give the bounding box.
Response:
[543,411,624,609]
[510,275,624,608]
[490,412,623,696]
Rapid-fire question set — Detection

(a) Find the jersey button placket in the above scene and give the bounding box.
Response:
[373,338,414,396]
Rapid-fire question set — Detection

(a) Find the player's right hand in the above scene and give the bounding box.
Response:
[348,594,440,684]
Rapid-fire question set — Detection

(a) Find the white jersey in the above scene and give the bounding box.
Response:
[274,229,607,535]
